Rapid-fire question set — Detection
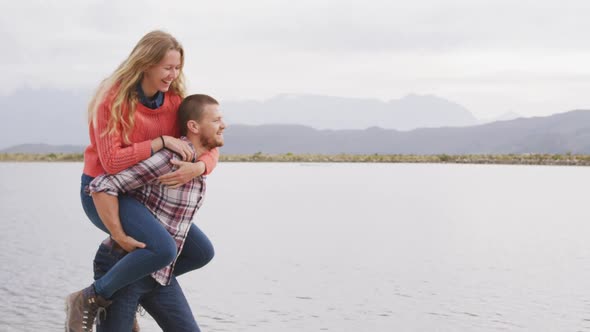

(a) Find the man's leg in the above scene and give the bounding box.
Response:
[140,276,200,332]
[93,241,151,331]
[173,223,215,277]
[94,280,152,332]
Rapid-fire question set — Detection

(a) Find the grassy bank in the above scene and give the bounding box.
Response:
[2,152,590,166]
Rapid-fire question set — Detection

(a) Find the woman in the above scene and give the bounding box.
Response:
[65,30,218,332]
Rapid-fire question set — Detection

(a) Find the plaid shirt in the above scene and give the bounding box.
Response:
[88,138,206,286]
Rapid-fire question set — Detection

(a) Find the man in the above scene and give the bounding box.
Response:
[66,94,226,331]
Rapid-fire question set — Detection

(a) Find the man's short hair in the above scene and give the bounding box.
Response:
[178,94,219,136]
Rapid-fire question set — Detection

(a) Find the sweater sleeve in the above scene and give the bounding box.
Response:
[197,147,219,175]
[93,103,153,174]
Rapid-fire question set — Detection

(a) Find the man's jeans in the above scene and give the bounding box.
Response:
[93,243,201,332]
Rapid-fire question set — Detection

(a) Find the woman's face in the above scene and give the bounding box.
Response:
[142,49,182,96]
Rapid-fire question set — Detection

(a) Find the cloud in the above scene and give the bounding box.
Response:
[1,0,589,117]
[164,0,590,53]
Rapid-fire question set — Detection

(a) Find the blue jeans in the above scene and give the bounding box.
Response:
[80,174,215,298]
[93,243,201,331]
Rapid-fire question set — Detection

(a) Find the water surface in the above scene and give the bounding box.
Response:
[1,162,589,331]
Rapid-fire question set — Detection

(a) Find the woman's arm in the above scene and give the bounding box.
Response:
[158,147,220,188]
[93,103,193,174]
[198,147,219,175]
[93,103,155,174]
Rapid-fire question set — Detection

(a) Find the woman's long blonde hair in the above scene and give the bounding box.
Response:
[88,30,187,143]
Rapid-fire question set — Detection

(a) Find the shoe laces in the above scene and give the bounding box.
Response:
[82,305,98,332]
[81,296,102,331]
[96,307,108,326]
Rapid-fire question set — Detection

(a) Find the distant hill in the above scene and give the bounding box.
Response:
[0,87,90,150]
[0,144,84,154]
[0,88,481,150]
[221,109,590,154]
[222,93,478,130]
[3,110,590,155]
[479,111,522,124]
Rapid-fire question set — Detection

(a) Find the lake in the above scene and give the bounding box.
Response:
[1,162,589,331]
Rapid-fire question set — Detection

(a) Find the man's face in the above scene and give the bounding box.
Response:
[198,104,226,149]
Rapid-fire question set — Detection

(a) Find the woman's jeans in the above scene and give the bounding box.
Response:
[94,243,201,332]
[80,174,215,299]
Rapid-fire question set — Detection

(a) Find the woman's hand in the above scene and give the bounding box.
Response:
[112,234,146,253]
[159,160,206,188]
[162,136,193,161]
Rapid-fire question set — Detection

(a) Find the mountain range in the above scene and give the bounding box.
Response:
[0,87,518,150]
[222,93,484,130]
[2,87,586,155]
[220,110,590,154]
[3,110,590,155]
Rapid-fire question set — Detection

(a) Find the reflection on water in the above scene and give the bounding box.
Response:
[1,162,590,331]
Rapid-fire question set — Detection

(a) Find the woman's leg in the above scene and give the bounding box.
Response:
[173,223,215,277]
[80,174,109,233]
[93,196,177,297]
[68,174,176,332]
[79,174,177,298]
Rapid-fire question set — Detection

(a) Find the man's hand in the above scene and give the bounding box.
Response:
[92,192,147,252]
[112,234,147,253]
[159,160,206,188]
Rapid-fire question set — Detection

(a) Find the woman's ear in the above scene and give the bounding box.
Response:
[187,120,199,134]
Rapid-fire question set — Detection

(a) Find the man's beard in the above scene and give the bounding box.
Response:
[200,135,223,150]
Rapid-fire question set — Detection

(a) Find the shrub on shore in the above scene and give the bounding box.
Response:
[2,152,590,166]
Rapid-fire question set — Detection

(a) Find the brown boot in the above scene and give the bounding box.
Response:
[65,285,112,332]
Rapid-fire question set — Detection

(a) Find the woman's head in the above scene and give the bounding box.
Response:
[128,30,185,97]
[89,30,187,142]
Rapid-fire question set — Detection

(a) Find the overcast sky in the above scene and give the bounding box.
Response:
[2,0,590,118]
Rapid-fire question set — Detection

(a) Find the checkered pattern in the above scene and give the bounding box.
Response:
[88,138,206,285]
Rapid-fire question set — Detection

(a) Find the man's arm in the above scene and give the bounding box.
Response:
[89,149,175,195]
[158,148,218,188]
[89,150,175,252]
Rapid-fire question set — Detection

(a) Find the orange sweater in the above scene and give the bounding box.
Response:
[83,90,218,177]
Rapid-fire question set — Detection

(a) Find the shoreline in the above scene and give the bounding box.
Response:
[2,152,590,166]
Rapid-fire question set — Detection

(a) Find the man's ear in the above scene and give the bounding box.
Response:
[187,120,199,134]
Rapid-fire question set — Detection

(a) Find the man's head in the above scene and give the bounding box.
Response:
[177,94,226,150]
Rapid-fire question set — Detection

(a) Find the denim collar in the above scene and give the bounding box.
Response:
[136,82,164,109]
